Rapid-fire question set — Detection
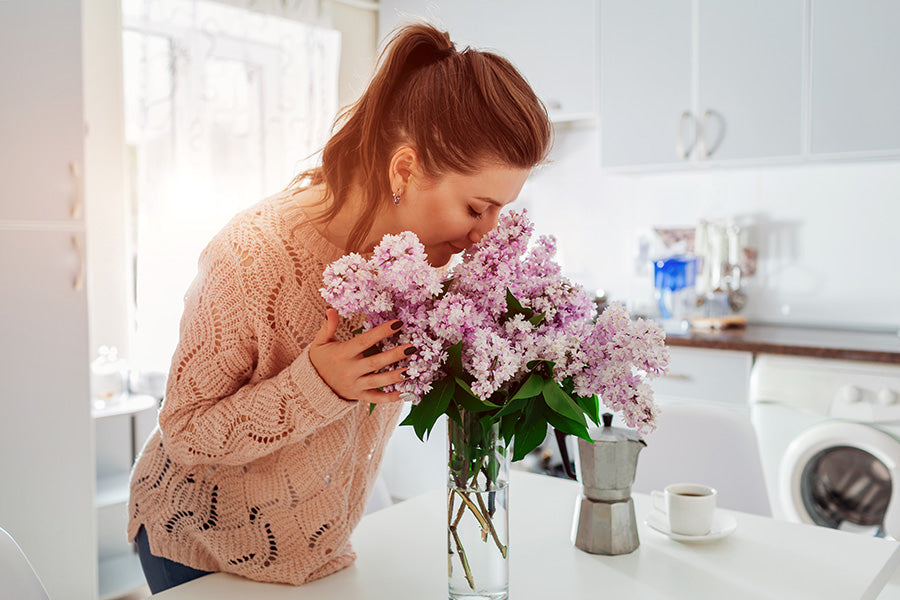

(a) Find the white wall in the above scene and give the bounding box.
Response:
[526,128,900,332]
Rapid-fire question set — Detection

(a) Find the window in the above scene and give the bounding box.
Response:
[122,0,340,371]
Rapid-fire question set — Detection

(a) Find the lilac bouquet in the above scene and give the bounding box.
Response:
[322,210,667,594]
[320,210,668,454]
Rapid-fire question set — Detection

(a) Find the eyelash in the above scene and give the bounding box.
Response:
[468,206,484,219]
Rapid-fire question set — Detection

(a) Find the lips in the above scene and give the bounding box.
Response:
[449,243,467,254]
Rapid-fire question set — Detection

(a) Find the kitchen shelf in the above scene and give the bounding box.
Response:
[92,393,157,419]
[98,552,145,600]
[95,473,131,508]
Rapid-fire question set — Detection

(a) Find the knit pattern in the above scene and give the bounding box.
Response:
[128,190,402,585]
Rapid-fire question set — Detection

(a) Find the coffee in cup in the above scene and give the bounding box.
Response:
[651,483,717,536]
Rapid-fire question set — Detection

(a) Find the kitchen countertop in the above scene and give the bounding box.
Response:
[665,323,900,364]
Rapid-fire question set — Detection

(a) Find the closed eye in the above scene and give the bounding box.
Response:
[468,206,484,219]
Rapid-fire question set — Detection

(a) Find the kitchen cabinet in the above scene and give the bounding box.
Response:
[600,0,803,168]
[0,2,118,599]
[378,0,598,122]
[651,346,753,406]
[809,0,900,156]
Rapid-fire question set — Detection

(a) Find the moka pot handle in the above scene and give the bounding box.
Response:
[554,428,578,480]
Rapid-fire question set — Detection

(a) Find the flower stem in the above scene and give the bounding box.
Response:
[476,491,508,558]
[449,512,475,589]
[456,489,490,534]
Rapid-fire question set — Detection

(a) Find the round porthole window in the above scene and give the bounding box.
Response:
[800,445,892,535]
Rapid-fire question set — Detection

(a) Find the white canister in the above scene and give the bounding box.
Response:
[90,346,128,408]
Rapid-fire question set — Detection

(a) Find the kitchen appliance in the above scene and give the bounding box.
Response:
[653,255,697,334]
[694,220,748,315]
[750,354,900,538]
[556,413,646,555]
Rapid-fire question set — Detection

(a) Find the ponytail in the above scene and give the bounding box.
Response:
[294,23,551,253]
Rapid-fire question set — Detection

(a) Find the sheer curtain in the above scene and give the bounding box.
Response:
[122,0,340,372]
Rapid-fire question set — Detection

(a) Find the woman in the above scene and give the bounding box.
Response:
[128,22,551,592]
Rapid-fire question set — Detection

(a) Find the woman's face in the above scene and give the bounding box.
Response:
[393,163,531,267]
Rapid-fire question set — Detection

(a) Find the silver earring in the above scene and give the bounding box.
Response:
[392,189,402,205]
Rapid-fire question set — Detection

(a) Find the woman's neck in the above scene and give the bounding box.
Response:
[298,182,390,254]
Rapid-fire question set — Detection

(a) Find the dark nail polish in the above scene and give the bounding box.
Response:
[391,321,403,330]
[402,371,409,378]
[404,346,417,356]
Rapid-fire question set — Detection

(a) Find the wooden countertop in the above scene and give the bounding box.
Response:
[665,324,900,364]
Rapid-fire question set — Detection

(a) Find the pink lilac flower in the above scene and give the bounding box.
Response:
[319,210,668,433]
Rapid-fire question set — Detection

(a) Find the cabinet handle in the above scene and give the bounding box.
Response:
[71,234,85,292]
[69,161,83,219]
[699,109,726,158]
[676,111,698,159]
[664,373,692,381]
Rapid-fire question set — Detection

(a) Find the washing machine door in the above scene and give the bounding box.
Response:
[779,421,900,538]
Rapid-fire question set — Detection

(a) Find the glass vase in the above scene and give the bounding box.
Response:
[447,410,510,600]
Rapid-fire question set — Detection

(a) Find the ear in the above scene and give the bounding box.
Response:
[388,146,419,193]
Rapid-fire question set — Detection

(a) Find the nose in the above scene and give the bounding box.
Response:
[468,212,499,244]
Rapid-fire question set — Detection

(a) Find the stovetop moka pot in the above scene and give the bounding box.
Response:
[556,412,646,555]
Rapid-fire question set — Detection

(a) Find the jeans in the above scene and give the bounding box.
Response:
[135,525,212,593]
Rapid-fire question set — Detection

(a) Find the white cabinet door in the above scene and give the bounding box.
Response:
[698,0,803,161]
[378,0,598,119]
[0,229,96,600]
[600,0,692,167]
[651,346,753,406]
[0,1,85,222]
[810,0,900,155]
[599,0,803,167]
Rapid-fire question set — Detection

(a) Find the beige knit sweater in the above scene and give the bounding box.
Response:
[127,190,402,585]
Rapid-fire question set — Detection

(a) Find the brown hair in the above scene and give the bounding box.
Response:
[293,22,552,252]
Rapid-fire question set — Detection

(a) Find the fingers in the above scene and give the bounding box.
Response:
[357,388,405,404]
[359,366,409,392]
[359,343,417,375]
[346,319,404,355]
[308,311,416,403]
[313,308,339,346]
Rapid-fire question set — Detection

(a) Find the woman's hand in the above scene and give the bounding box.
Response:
[309,308,415,403]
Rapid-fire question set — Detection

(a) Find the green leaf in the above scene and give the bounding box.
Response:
[368,403,376,415]
[438,277,454,298]
[542,380,587,427]
[399,379,453,441]
[572,393,601,426]
[512,407,549,462]
[445,401,462,428]
[500,411,520,447]
[453,383,495,413]
[510,373,544,401]
[545,409,592,444]
[502,288,537,324]
[526,358,556,376]
[528,312,546,327]
[506,289,525,313]
[494,395,529,419]
[419,379,454,439]
[455,377,500,408]
[446,342,465,378]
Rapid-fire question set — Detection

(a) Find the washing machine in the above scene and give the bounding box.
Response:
[750,354,900,538]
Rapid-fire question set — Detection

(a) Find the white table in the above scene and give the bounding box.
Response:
[152,471,900,599]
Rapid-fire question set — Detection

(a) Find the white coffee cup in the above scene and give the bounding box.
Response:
[651,483,717,536]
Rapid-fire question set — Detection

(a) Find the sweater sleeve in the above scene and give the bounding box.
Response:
[158,228,354,466]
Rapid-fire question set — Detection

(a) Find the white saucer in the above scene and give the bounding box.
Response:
[645,510,737,542]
